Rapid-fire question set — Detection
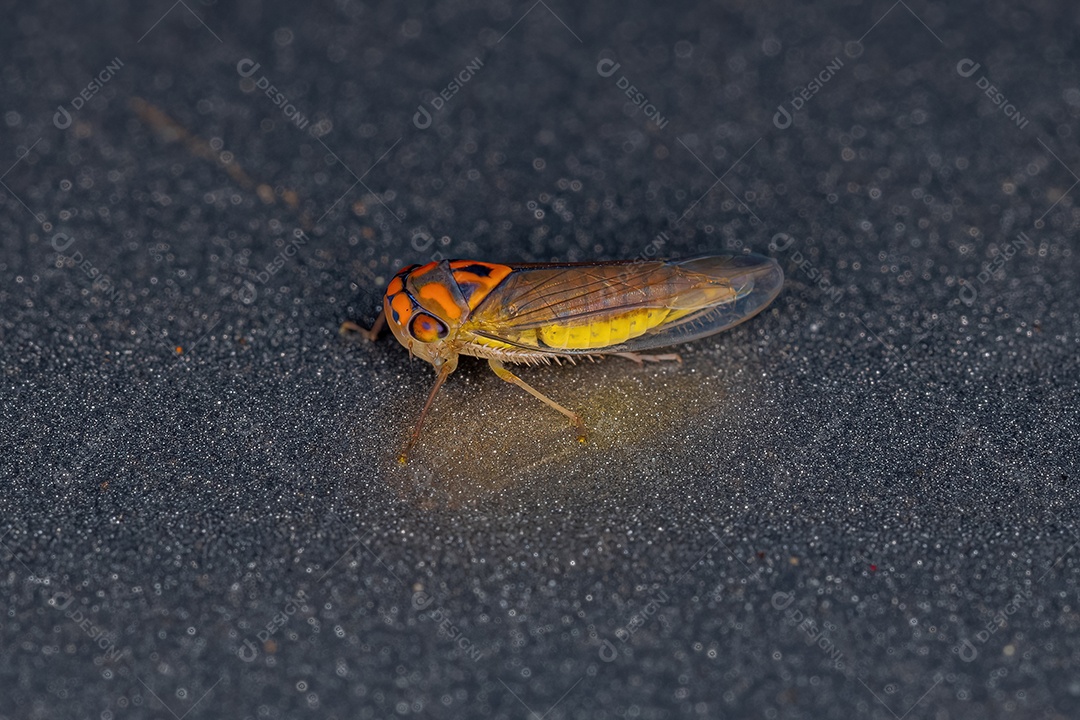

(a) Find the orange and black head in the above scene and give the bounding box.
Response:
[382,259,512,370]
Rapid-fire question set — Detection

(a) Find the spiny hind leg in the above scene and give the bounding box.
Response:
[340,309,386,342]
[487,359,587,443]
[611,351,682,365]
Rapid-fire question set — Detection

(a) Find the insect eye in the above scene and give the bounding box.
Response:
[408,312,449,343]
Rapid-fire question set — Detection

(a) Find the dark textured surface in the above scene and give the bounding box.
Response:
[2,1,1079,718]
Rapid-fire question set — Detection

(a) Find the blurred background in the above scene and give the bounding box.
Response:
[1,1,1078,718]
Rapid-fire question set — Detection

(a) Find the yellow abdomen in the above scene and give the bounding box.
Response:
[537,307,673,350]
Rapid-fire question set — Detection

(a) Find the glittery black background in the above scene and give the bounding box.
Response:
[2,1,1079,718]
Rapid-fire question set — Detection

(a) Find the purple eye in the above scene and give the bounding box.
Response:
[409,312,448,343]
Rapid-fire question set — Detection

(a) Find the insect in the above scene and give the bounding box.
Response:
[343,254,783,462]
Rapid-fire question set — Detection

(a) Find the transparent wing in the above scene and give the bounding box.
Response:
[464,254,783,354]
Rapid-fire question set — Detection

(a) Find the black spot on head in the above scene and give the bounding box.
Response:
[458,263,492,277]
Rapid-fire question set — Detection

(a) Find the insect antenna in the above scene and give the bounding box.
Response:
[398,364,454,464]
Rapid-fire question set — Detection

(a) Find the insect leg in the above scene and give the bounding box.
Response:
[487,359,587,443]
[610,351,683,365]
[339,309,386,342]
[398,360,456,464]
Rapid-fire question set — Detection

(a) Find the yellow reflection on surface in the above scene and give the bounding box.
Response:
[367,352,763,508]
